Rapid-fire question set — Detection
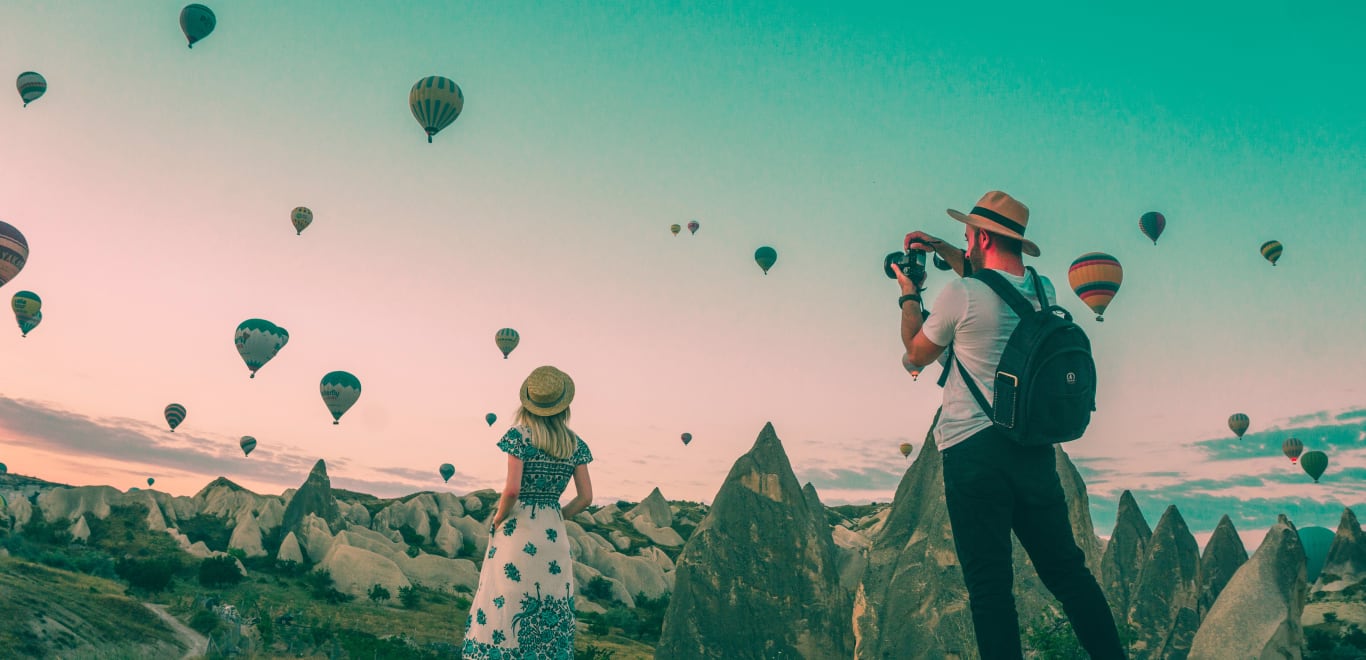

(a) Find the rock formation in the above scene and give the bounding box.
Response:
[1197,514,1247,617]
[278,531,305,564]
[1314,507,1366,593]
[280,460,341,540]
[657,422,851,659]
[628,487,673,528]
[1126,504,1201,659]
[228,509,267,558]
[1188,515,1307,659]
[1100,490,1152,630]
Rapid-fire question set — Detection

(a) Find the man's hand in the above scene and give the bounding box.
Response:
[891,260,925,295]
[904,231,945,252]
[905,230,968,277]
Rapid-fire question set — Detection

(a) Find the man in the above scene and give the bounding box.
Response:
[893,191,1125,659]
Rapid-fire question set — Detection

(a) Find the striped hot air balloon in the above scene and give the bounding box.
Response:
[754,246,777,275]
[235,319,289,378]
[179,4,216,49]
[1139,211,1165,245]
[687,220,700,235]
[409,76,464,143]
[1227,413,1249,439]
[320,371,361,424]
[1068,252,1123,322]
[495,328,520,359]
[1300,450,1328,483]
[164,403,187,432]
[1260,240,1283,266]
[1282,437,1303,463]
[240,436,257,457]
[670,224,681,236]
[291,207,313,235]
[16,72,46,107]
[0,221,29,289]
[12,291,41,337]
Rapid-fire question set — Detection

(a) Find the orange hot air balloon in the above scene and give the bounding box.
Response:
[1282,437,1303,463]
[1068,252,1122,322]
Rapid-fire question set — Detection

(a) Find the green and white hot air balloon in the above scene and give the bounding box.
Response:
[291,207,313,235]
[12,291,41,337]
[0,220,29,289]
[495,328,520,359]
[17,72,46,107]
[409,76,464,143]
[164,403,186,432]
[320,371,361,424]
[240,436,257,457]
[235,319,289,378]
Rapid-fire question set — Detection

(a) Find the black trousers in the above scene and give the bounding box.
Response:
[942,426,1125,659]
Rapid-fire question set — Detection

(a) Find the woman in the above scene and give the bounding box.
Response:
[462,365,594,659]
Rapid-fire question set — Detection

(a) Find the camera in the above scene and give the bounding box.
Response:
[884,245,928,281]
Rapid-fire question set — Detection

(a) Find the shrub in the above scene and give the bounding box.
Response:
[368,584,391,602]
[116,555,180,592]
[1324,611,1339,624]
[189,609,220,635]
[306,569,354,603]
[583,576,615,602]
[175,513,231,552]
[198,555,244,588]
[398,584,421,609]
[575,643,615,660]
[1023,610,1083,658]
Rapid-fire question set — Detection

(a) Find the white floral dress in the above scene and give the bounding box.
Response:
[462,426,593,660]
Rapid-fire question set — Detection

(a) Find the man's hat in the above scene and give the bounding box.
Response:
[520,366,575,417]
[946,190,1040,257]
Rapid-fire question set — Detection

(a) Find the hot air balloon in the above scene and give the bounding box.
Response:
[485,413,497,426]
[754,246,777,275]
[240,436,257,457]
[670,224,681,237]
[179,4,216,48]
[291,207,313,235]
[1298,526,1335,582]
[1260,240,1283,266]
[164,403,186,432]
[440,463,455,483]
[1282,437,1303,463]
[12,291,41,337]
[902,353,920,380]
[235,319,289,378]
[681,433,692,446]
[1068,252,1122,322]
[0,462,7,474]
[1139,212,1165,245]
[495,328,520,359]
[320,371,361,424]
[409,76,464,143]
[899,442,913,458]
[147,477,156,487]
[1301,450,1328,482]
[0,221,29,289]
[1227,413,1249,439]
[16,72,46,107]
[687,220,700,235]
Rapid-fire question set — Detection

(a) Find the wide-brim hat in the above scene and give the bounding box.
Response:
[946,190,1041,257]
[520,366,575,417]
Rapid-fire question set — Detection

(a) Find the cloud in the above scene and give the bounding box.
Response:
[796,465,908,492]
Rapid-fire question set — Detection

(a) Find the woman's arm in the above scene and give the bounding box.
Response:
[489,453,523,530]
[560,465,593,519]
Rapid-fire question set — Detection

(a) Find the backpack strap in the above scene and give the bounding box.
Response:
[970,268,1044,319]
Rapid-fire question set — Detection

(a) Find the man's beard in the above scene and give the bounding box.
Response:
[968,248,986,272]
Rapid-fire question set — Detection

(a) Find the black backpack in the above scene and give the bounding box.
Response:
[940,266,1097,446]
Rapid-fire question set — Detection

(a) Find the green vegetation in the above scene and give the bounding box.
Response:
[198,554,244,587]
[176,512,232,552]
[1022,609,1084,658]
[578,592,670,646]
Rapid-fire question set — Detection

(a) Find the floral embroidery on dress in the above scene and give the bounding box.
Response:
[502,517,518,536]
[493,596,505,609]
[487,545,497,559]
[504,563,521,582]
[492,630,505,644]
[524,542,538,556]
[510,584,576,655]
[546,528,558,542]
[548,560,562,575]
[476,609,487,625]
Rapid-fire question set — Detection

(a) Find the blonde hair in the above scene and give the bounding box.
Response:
[514,405,576,460]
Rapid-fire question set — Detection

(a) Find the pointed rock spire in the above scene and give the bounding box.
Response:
[281,459,341,539]
[1100,490,1152,629]
[1189,515,1307,659]
[657,423,850,659]
[1316,507,1366,592]
[1198,514,1247,616]
[1126,504,1201,659]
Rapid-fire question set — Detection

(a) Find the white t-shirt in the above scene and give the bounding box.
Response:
[920,269,1058,451]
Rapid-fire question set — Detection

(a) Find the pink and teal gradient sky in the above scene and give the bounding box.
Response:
[2,1,1364,546]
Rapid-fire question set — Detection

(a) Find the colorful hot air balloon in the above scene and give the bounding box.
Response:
[409,76,464,143]
[12,291,41,337]
[1298,526,1335,582]
[16,72,46,107]
[440,463,455,483]
[1068,252,1122,322]
[235,319,289,378]
[0,221,29,289]
[1301,450,1328,482]
[902,352,920,380]
[1260,240,1283,266]
[495,328,520,359]
[687,220,700,235]
[320,371,361,424]
[1282,437,1303,463]
[681,433,692,445]
[670,224,681,237]
[179,4,216,49]
[240,436,257,457]
[485,413,497,426]
[754,246,777,275]
[164,403,186,432]
[1139,212,1165,245]
[291,207,313,235]
[1227,413,1249,439]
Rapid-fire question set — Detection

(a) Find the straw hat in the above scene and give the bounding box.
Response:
[520,366,575,417]
[946,190,1041,257]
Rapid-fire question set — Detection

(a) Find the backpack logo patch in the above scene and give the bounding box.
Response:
[1066,372,1077,385]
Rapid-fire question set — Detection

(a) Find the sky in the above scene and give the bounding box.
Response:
[2,1,1364,552]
